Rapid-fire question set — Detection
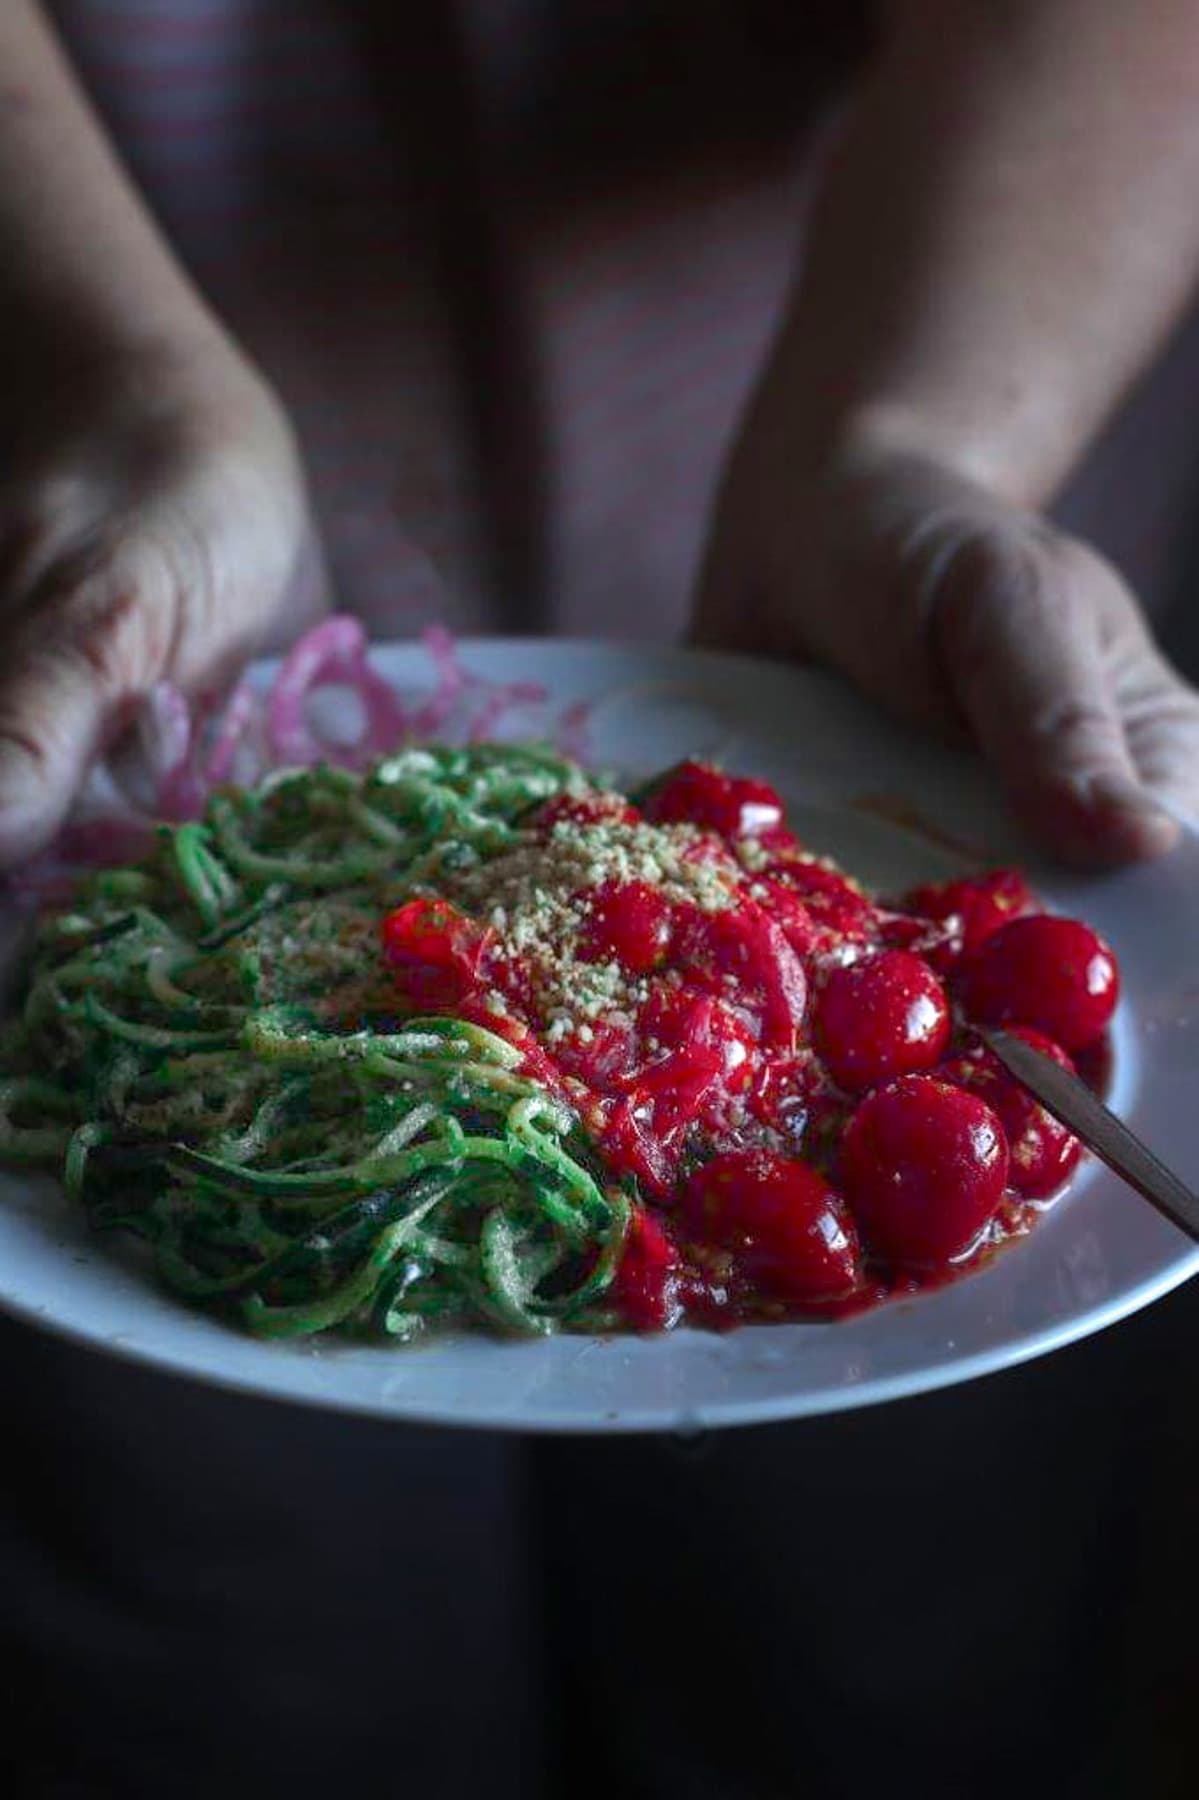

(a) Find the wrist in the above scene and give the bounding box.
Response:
[754,302,1072,515]
[1,310,293,470]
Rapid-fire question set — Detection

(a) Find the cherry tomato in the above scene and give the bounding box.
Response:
[840,1074,1009,1267]
[755,825,803,859]
[551,1017,639,1089]
[938,1027,1081,1199]
[642,759,785,840]
[901,869,1035,958]
[746,1054,812,1143]
[531,790,640,832]
[679,903,808,1047]
[640,988,758,1095]
[600,1094,678,1196]
[874,906,959,965]
[957,914,1119,1051]
[682,1148,862,1303]
[578,878,675,973]
[380,898,491,1008]
[753,877,822,959]
[764,859,877,952]
[610,1206,686,1331]
[813,950,950,1093]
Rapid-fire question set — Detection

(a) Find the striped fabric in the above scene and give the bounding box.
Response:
[46,1,851,639]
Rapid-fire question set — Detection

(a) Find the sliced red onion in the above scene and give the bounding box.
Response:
[466,681,547,743]
[203,681,258,786]
[553,698,593,765]
[409,625,468,736]
[267,613,408,766]
[10,618,599,891]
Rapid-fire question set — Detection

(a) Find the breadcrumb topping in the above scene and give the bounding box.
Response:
[440,817,737,1032]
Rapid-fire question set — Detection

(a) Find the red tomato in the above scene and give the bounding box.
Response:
[813,950,951,1093]
[840,1074,1009,1268]
[938,1027,1081,1199]
[609,1206,685,1331]
[578,878,675,974]
[764,859,877,952]
[682,1149,862,1303]
[755,825,803,859]
[753,877,823,959]
[901,869,1035,957]
[875,909,960,969]
[679,903,807,1047]
[745,1054,809,1140]
[380,898,491,1009]
[678,834,742,876]
[956,915,1119,1051]
[551,1017,640,1089]
[635,990,759,1137]
[600,1094,678,1196]
[643,759,785,841]
[531,790,640,832]
[640,987,758,1089]
[896,871,1036,972]
[635,1045,726,1147]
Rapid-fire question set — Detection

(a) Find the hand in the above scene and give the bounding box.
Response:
[696,410,1199,867]
[0,335,325,863]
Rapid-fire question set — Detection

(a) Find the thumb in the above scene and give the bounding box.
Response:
[0,555,173,863]
[929,525,1180,866]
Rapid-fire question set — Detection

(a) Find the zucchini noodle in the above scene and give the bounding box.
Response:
[0,744,633,1341]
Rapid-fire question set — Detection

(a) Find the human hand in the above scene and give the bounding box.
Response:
[696,412,1199,867]
[0,336,324,863]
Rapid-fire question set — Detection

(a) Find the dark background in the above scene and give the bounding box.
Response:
[4,1263,1199,1799]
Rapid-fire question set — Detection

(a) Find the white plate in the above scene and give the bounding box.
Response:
[1,638,1196,1433]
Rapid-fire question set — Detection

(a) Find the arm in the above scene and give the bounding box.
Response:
[0,1,240,370]
[700,0,1199,863]
[0,3,320,860]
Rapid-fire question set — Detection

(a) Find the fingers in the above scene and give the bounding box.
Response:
[0,551,174,863]
[930,526,1181,866]
[1115,647,1199,832]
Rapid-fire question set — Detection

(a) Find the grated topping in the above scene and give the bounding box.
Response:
[438,816,739,1032]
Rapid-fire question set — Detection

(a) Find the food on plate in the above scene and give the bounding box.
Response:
[0,737,1119,1342]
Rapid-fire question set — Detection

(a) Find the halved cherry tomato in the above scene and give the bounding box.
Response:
[381,898,491,1009]
[551,1017,640,1089]
[610,1206,686,1331]
[678,903,807,1047]
[682,1149,862,1303]
[578,878,675,974]
[764,859,877,952]
[900,869,1035,967]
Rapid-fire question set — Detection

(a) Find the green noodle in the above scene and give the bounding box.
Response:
[0,744,632,1341]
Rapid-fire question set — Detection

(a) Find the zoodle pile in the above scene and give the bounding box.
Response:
[0,746,634,1341]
